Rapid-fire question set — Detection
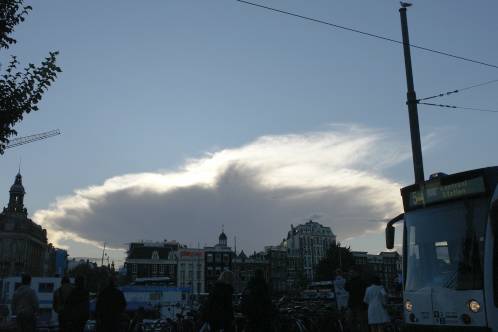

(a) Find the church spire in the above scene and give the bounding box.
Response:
[6,171,26,214]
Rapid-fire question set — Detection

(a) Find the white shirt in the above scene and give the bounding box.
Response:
[363,284,390,324]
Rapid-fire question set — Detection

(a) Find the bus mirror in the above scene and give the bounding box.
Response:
[385,213,404,250]
[386,224,395,249]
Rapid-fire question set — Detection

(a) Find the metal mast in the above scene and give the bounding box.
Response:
[5,129,61,150]
[399,3,425,184]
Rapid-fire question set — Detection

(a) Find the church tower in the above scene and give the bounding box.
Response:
[218,226,227,247]
[6,171,27,215]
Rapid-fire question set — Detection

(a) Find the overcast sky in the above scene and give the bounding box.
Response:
[1,0,497,265]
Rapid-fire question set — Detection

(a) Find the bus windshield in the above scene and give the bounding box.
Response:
[405,198,488,291]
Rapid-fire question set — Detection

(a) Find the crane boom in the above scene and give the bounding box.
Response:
[5,129,61,149]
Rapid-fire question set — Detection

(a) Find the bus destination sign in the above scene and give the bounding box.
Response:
[408,176,486,208]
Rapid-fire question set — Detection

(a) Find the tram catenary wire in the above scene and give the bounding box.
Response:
[418,78,498,102]
[418,102,498,114]
[237,0,498,70]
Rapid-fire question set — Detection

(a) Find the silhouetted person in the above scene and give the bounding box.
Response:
[66,275,90,332]
[334,268,349,311]
[128,307,145,332]
[53,276,73,332]
[11,274,38,332]
[346,268,368,332]
[241,269,272,332]
[96,276,127,332]
[363,276,390,332]
[203,271,234,332]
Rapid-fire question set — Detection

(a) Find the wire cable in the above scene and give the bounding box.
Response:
[237,0,498,70]
[418,79,498,102]
[419,102,498,114]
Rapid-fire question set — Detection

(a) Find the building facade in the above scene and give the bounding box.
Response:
[177,248,205,294]
[264,245,288,293]
[0,172,51,277]
[352,251,402,292]
[54,248,68,276]
[125,241,181,282]
[232,250,270,293]
[286,220,336,281]
[204,230,233,291]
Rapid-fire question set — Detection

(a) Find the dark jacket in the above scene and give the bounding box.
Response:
[66,286,90,324]
[241,276,272,330]
[346,275,368,309]
[95,284,127,332]
[53,284,73,317]
[203,281,234,331]
[12,285,38,319]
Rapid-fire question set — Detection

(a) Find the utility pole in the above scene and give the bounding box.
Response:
[399,3,425,184]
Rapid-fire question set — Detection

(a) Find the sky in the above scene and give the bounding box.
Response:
[1,0,497,266]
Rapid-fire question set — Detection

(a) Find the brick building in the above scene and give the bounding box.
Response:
[352,251,402,292]
[232,250,269,293]
[125,240,181,282]
[204,230,234,291]
[0,172,52,277]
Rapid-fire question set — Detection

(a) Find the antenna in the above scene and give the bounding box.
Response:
[101,241,107,266]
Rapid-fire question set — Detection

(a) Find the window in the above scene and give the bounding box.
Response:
[215,254,221,264]
[223,254,229,265]
[152,264,158,275]
[38,283,54,293]
[207,267,213,277]
[207,253,213,263]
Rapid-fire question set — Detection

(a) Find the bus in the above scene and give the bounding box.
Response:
[0,276,66,327]
[385,167,498,331]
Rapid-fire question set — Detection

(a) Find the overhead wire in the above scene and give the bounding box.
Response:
[236,0,498,70]
[418,102,498,114]
[418,79,498,102]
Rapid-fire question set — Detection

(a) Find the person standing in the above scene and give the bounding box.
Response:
[11,274,39,332]
[334,269,349,311]
[66,275,90,332]
[240,269,273,332]
[346,268,368,332]
[53,276,73,332]
[95,276,127,332]
[202,270,234,332]
[363,276,390,332]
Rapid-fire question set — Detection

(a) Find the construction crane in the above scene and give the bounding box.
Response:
[4,129,61,150]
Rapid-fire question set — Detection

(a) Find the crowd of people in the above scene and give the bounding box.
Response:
[10,273,128,332]
[199,267,395,332]
[8,268,395,332]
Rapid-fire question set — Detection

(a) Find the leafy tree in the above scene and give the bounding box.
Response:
[0,0,61,154]
[68,263,111,294]
[315,243,355,281]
